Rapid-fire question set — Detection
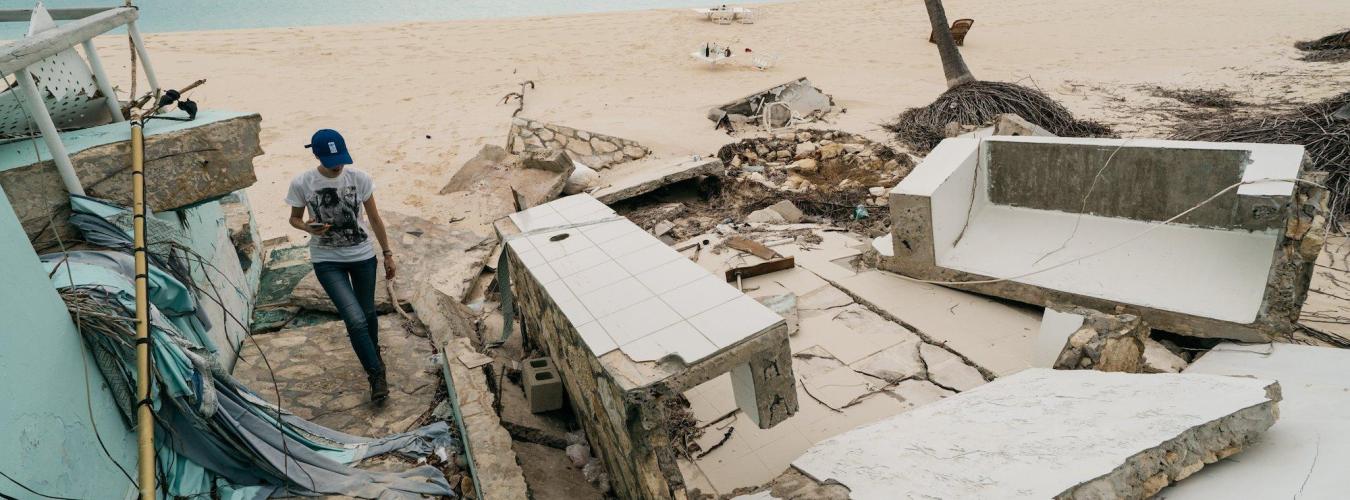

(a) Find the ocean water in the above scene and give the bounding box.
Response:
[0,0,752,39]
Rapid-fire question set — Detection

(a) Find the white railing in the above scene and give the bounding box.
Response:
[0,6,158,196]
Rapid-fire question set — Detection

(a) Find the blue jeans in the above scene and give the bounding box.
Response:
[313,257,383,377]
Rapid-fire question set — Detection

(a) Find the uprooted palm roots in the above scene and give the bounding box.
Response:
[885,80,1112,153]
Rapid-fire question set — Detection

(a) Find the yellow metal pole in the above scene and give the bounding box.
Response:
[130,112,155,499]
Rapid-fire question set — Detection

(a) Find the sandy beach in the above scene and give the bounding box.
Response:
[87,0,1350,239]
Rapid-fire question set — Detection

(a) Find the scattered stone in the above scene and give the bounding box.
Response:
[1142,338,1189,373]
[565,162,600,195]
[1052,306,1149,373]
[868,186,887,197]
[843,143,866,154]
[795,142,819,158]
[992,113,1057,137]
[766,200,805,223]
[747,207,788,224]
[522,148,572,173]
[818,143,845,160]
[652,220,675,237]
[919,343,986,391]
[788,158,818,174]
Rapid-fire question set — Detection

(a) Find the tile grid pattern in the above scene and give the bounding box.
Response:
[508,195,781,364]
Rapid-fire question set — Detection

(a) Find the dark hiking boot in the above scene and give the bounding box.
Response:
[369,371,389,405]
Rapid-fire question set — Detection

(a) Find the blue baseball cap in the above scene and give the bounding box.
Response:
[305,129,352,168]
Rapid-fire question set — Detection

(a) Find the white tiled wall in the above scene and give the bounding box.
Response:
[508,194,782,363]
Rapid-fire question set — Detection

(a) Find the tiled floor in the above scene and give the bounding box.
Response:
[507,195,782,364]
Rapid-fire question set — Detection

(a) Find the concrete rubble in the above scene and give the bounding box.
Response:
[508,116,650,169]
[1,111,263,245]
[1048,305,1150,373]
[590,156,724,204]
[781,369,1281,500]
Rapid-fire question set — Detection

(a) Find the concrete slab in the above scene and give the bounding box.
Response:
[0,110,261,242]
[1164,343,1350,499]
[793,369,1281,500]
[826,269,1040,376]
[590,156,723,204]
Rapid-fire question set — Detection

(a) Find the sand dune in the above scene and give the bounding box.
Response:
[83,0,1350,239]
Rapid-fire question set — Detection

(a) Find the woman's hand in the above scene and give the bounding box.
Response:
[383,253,397,280]
[303,218,331,235]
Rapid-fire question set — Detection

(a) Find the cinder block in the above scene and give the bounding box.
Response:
[523,358,564,413]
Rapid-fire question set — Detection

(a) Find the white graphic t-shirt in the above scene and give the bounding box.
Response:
[284,167,376,263]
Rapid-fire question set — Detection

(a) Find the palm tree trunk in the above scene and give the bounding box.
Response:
[925,0,977,88]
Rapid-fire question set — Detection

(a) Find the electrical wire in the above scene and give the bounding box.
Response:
[0,469,83,500]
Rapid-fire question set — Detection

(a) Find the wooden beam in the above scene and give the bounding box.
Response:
[0,7,138,77]
[0,7,117,23]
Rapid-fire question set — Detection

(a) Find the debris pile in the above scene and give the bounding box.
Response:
[717,129,912,200]
[1295,28,1350,62]
[885,80,1112,153]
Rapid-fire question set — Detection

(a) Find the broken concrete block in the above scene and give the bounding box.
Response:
[2,111,263,243]
[792,369,1281,500]
[918,343,985,391]
[992,113,1056,137]
[1051,306,1149,373]
[522,148,573,173]
[652,220,676,238]
[591,157,723,204]
[746,207,787,224]
[1142,338,1189,374]
[766,200,805,223]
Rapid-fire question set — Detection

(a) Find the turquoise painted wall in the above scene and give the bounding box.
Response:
[0,189,138,499]
[151,199,251,372]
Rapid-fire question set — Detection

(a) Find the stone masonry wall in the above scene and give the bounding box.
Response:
[506,245,677,499]
[507,117,649,169]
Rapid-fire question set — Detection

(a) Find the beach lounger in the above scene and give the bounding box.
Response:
[929,18,974,46]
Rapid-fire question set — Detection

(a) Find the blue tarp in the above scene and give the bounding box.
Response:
[45,197,455,499]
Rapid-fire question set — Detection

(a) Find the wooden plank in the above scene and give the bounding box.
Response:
[0,7,137,77]
[725,236,780,260]
[724,256,795,282]
[0,8,116,22]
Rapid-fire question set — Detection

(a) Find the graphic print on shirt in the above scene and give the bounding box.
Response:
[308,186,368,247]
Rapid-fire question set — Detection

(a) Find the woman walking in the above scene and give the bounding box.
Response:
[285,129,397,403]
